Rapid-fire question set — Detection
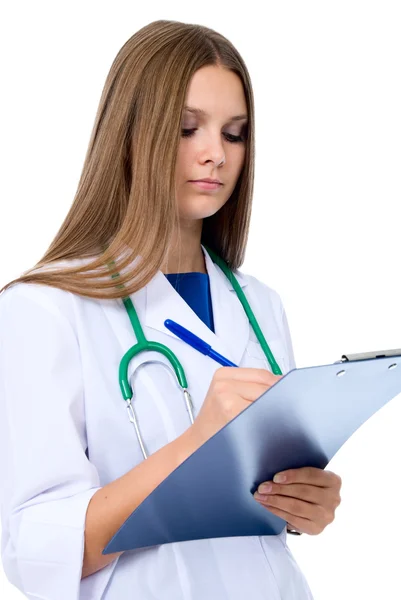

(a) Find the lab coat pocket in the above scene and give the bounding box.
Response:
[245,339,287,374]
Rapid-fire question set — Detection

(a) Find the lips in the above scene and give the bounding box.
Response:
[189,180,222,190]
[191,179,222,185]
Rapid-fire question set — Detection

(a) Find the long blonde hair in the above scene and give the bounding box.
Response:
[1,20,255,300]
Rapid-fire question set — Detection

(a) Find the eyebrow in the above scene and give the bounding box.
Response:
[184,105,248,122]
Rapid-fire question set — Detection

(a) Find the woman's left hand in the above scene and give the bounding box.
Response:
[254,467,342,535]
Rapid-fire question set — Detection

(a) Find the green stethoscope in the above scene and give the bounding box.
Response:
[108,245,282,459]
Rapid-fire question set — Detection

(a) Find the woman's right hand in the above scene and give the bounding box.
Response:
[190,367,282,447]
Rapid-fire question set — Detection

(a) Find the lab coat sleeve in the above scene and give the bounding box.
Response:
[0,284,116,599]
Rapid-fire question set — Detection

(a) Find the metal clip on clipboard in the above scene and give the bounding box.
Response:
[336,348,401,363]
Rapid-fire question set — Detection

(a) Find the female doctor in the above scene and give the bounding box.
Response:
[0,19,342,600]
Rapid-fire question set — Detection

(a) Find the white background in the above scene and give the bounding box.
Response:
[1,2,400,598]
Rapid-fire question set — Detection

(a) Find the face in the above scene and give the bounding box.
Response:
[175,65,248,223]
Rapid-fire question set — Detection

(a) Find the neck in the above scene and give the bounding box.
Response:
[161,221,207,274]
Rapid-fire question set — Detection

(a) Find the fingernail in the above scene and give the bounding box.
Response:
[258,483,273,494]
[273,473,286,483]
[254,492,265,501]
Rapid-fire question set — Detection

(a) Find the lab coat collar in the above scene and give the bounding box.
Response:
[144,245,250,366]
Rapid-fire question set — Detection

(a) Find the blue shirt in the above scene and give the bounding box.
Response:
[165,272,215,332]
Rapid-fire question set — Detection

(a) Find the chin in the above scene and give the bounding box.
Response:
[179,209,221,222]
[179,200,227,222]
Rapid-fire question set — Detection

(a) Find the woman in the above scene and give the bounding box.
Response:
[0,19,341,600]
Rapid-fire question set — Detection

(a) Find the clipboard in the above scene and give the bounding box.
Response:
[103,349,401,555]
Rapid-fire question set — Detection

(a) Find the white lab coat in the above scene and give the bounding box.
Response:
[0,246,314,600]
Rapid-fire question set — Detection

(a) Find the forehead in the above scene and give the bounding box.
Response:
[184,66,248,121]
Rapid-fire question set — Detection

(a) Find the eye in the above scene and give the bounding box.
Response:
[181,128,245,143]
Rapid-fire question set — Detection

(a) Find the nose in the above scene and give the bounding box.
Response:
[200,132,225,166]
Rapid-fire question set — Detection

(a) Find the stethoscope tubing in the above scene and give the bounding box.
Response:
[107,246,282,459]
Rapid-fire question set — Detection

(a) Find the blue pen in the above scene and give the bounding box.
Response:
[164,319,238,367]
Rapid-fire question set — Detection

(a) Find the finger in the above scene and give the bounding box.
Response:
[229,381,276,402]
[273,467,341,489]
[256,482,327,506]
[255,492,320,522]
[214,380,277,404]
[256,502,318,535]
[216,366,282,386]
